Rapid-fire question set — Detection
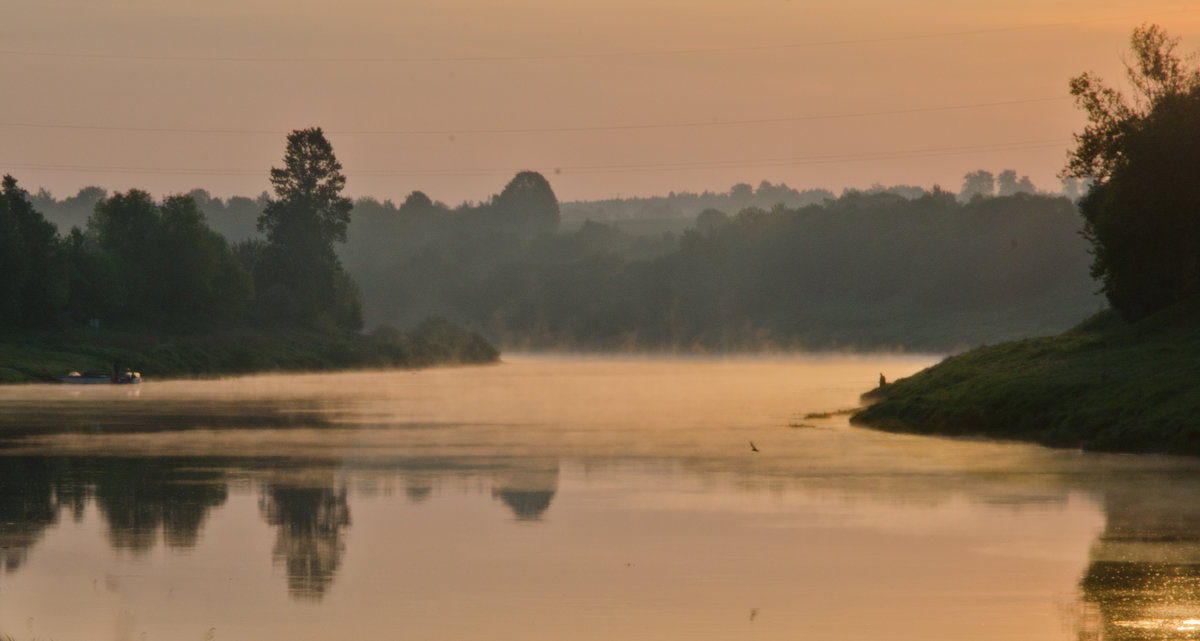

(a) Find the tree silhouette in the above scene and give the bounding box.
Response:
[0,175,65,327]
[253,128,362,329]
[696,208,729,233]
[492,171,560,236]
[88,190,251,326]
[91,458,228,553]
[1065,25,1200,318]
[398,190,435,217]
[959,170,995,201]
[996,169,1035,197]
[260,484,351,600]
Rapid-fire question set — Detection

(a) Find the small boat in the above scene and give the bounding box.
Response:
[115,371,142,384]
[57,370,142,384]
[57,371,112,384]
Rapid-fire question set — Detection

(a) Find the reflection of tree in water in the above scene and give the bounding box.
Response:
[1077,480,1200,640]
[92,458,228,552]
[0,457,86,574]
[492,488,555,521]
[0,456,225,574]
[405,484,433,503]
[259,485,351,601]
[491,462,559,521]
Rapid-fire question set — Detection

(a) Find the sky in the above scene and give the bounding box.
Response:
[3,0,1199,205]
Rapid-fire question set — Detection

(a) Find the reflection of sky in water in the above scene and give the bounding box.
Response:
[0,355,1199,640]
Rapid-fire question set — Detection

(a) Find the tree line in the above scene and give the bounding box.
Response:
[0,128,362,333]
[12,159,1101,351]
[12,131,1116,352]
[1065,24,1200,320]
[339,185,1098,351]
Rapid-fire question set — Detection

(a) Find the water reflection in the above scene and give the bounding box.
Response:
[491,460,559,521]
[260,483,351,600]
[0,458,80,573]
[2,358,1200,639]
[0,453,564,600]
[92,458,228,551]
[1078,479,1200,640]
[405,482,433,503]
[0,457,227,564]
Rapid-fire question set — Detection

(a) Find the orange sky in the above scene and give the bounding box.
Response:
[3,0,1198,204]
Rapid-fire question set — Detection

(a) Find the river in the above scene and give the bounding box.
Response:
[0,355,1197,640]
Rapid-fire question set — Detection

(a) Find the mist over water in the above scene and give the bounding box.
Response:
[0,355,1197,640]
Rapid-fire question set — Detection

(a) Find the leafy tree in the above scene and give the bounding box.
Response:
[155,195,253,324]
[88,190,252,326]
[728,182,754,205]
[62,227,121,324]
[0,175,66,326]
[89,189,160,317]
[398,191,435,217]
[959,170,995,201]
[696,208,729,233]
[1065,25,1200,318]
[259,128,352,247]
[996,170,1035,197]
[492,171,560,236]
[254,127,361,330]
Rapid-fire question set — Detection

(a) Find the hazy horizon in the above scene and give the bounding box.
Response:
[4,0,1198,204]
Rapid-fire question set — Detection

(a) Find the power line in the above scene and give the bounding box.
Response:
[2,138,1071,179]
[0,8,1193,65]
[0,96,1070,137]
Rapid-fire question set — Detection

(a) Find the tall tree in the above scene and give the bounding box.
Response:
[254,128,361,330]
[959,170,995,201]
[0,175,66,326]
[89,189,161,318]
[492,171,560,236]
[155,195,253,324]
[259,128,352,248]
[1064,24,1200,318]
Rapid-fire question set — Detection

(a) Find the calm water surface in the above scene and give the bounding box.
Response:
[0,355,1198,640]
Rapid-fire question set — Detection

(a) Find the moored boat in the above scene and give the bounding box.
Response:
[57,371,112,384]
[57,370,142,384]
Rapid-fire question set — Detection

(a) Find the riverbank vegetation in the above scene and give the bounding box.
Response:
[854,25,1200,455]
[852,301,1200,455]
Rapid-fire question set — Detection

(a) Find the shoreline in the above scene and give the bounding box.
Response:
[849,300,1200,457]
[0,319,500,384]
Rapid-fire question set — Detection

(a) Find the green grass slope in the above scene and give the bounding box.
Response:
[851,299,1200,455]
[0,317,499,383]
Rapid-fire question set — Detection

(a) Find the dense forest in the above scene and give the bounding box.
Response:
[1,130,364,333]
[24,165,1097,353]
[0,128,498,381]
[348,186,1097,351]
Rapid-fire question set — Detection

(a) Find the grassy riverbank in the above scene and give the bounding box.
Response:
[851,298,1200,456]
[0,317,499,383]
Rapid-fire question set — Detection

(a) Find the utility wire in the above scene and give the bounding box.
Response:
[0,96,1070,136]
[0,8,1193,64]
